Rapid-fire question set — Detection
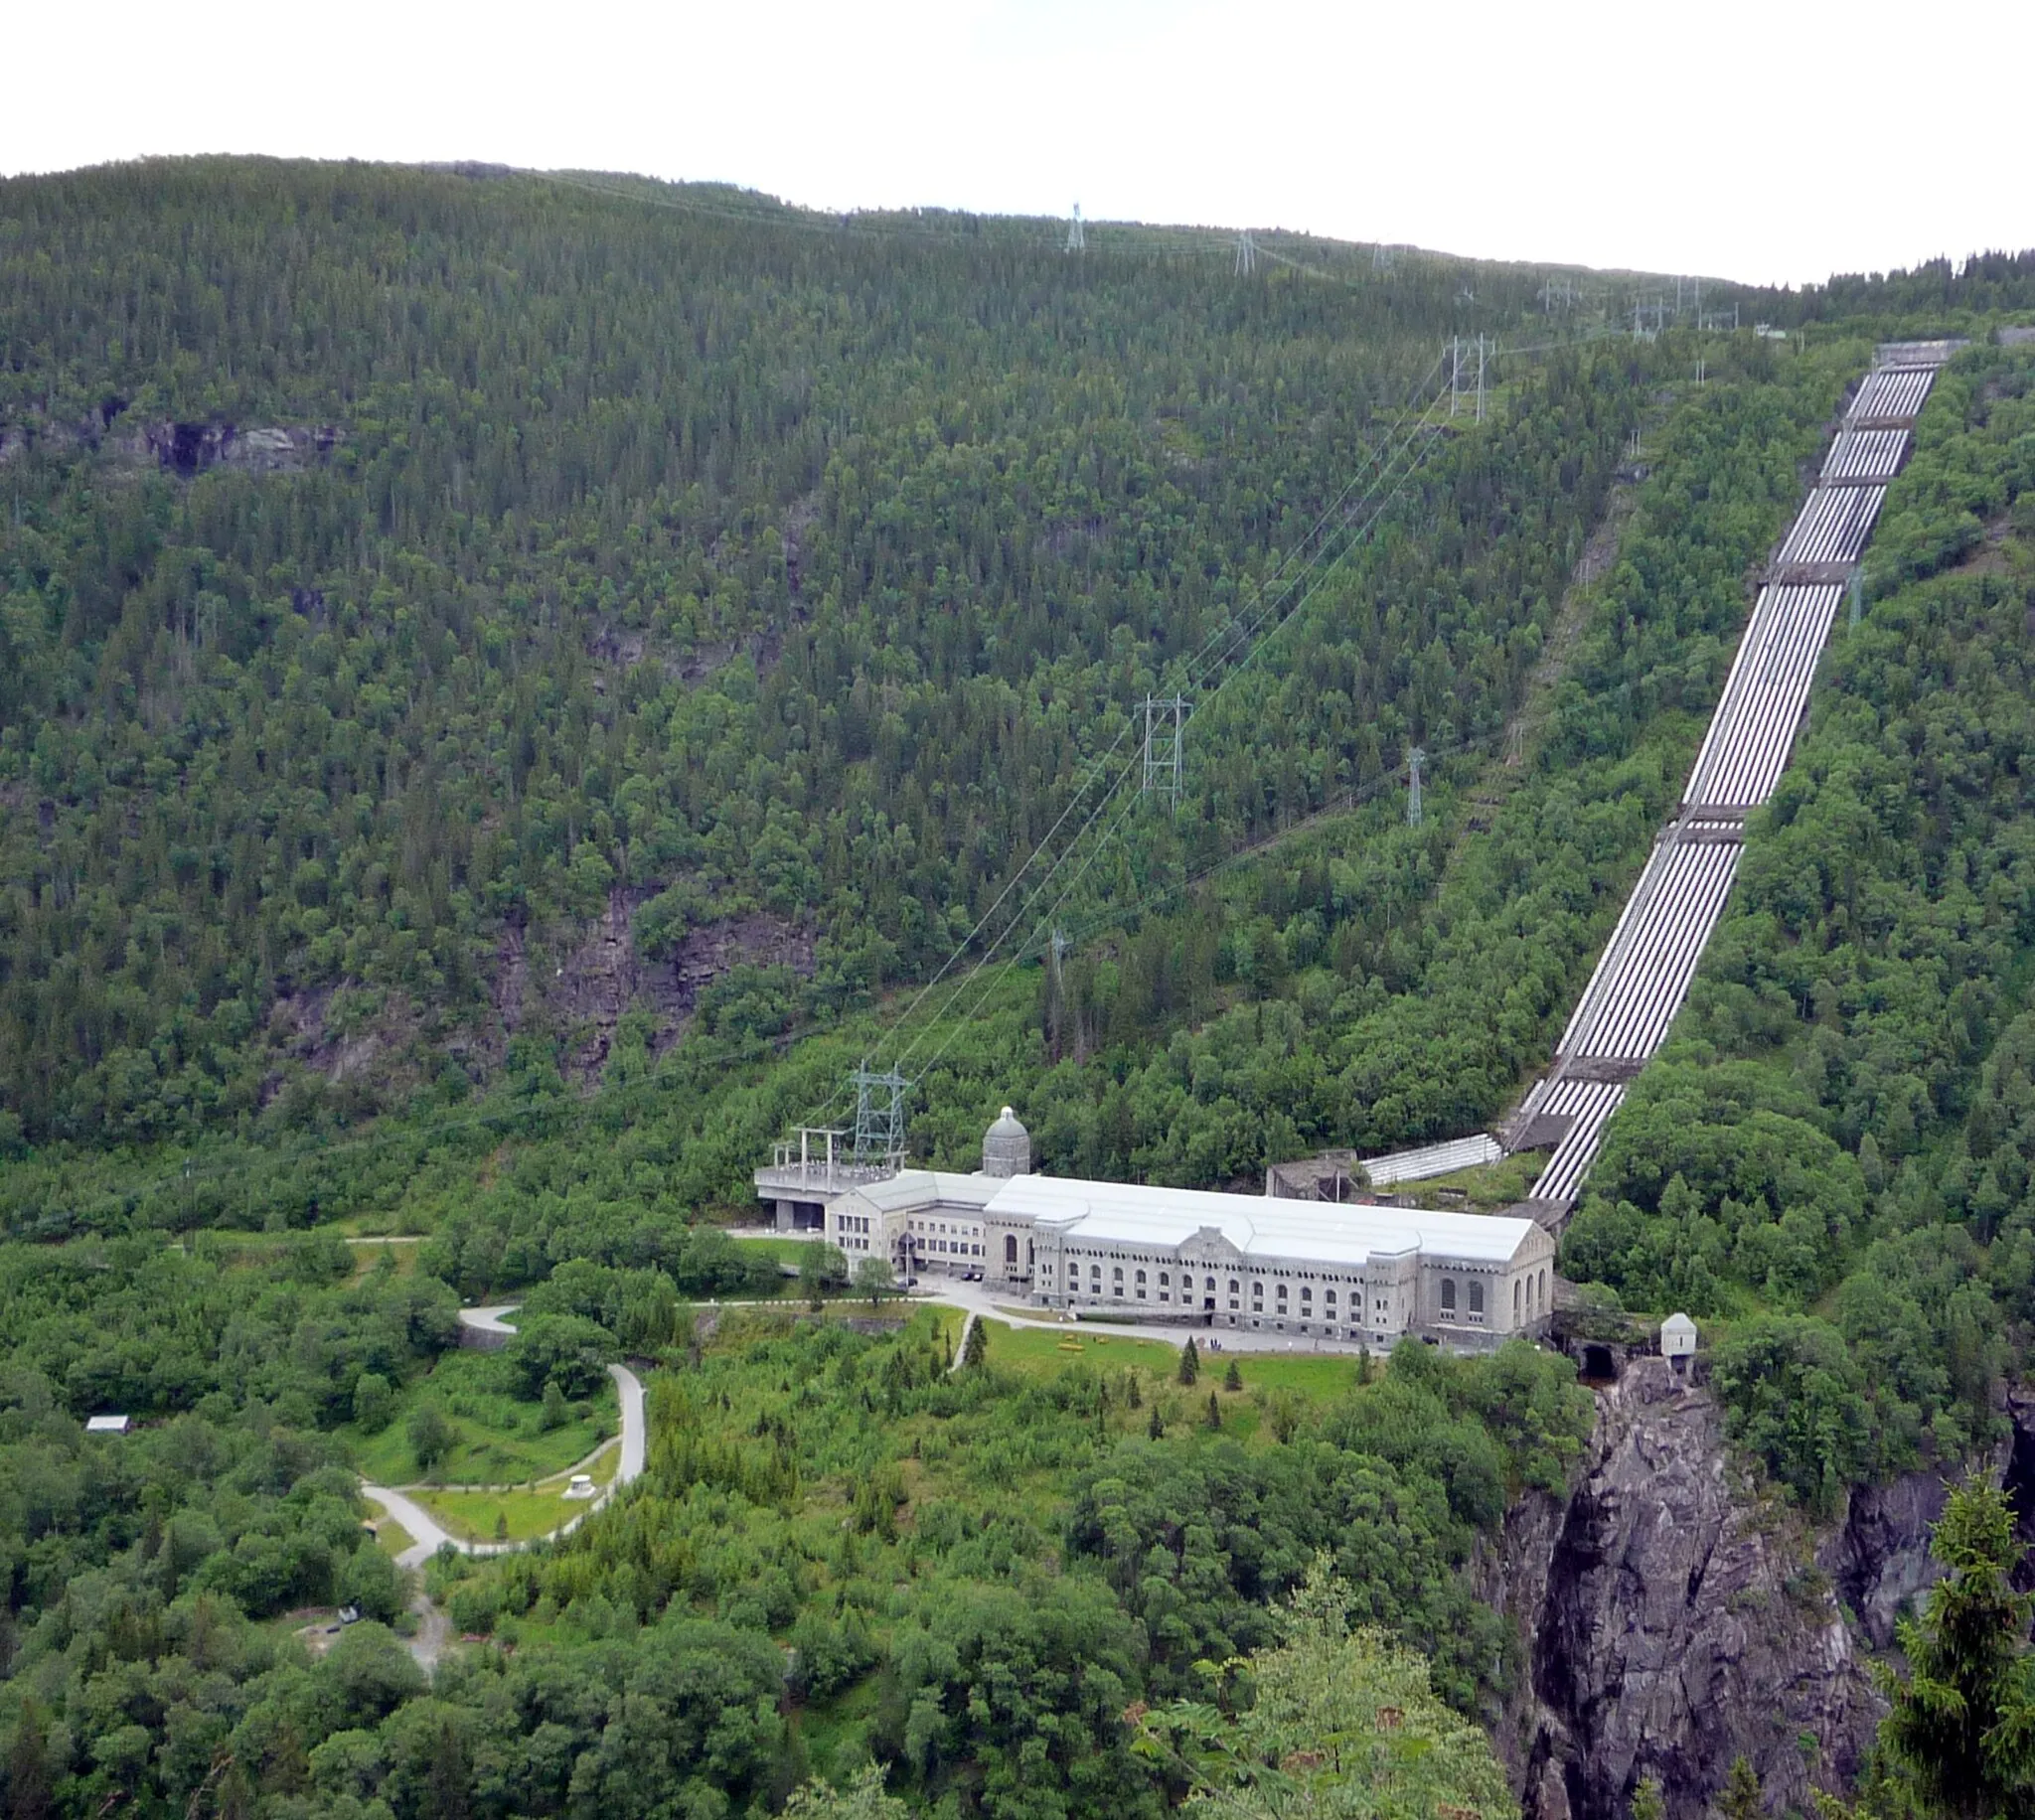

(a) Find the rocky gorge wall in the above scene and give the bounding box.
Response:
[1477,1356,2016,1820]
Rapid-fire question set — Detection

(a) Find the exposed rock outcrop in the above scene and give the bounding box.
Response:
[1482,1358,1893,1820]
[127,420,342,476]
[0,411,341,475]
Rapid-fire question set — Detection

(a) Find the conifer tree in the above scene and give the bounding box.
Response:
[1177,1337,1199,1386]
[1716,1754,1762,1820]
[1878,1481,2035,1818]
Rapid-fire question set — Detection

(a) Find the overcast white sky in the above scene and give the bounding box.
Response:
[5,0,2029,289]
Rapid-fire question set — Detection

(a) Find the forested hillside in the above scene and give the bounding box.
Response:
[1,157,1657,1151]
[1564,342,2035,1511]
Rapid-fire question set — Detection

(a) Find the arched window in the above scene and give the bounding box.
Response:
[1441,1278,1457,1313]
[1205,1277,1216,1291]
[1513,1280,1522,1320]
[1005,1235,1018,1265]
[1469,1281,1485,1315]
[1135,1269,1147,1286]
[1027,1241,1034,1265]
[1540,1268,1549,1310]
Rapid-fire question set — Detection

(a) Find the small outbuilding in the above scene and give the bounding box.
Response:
[84,1415,131,1436]
[1661,1312,1698,1372]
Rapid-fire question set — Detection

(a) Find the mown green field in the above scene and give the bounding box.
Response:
[416,1484,591,1546]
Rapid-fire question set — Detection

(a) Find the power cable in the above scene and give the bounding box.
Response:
[873,358,1455,1088]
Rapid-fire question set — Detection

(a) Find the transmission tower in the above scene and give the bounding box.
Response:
[1234,230,1256,276]
[1406,746,1425,828]
[1065,203,1085,254]
[1142,693,1189,807]
[1372,242,1396,274]
[1448,335,1487,422]
[850,1060,908,1169]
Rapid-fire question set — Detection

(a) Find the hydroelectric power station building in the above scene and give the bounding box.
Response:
[757,1108,1555,1351]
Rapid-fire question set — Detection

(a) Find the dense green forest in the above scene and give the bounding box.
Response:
[0,156,1665,1150]
[0,1222,1588,1818]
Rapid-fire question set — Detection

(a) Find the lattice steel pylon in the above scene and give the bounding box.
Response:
[1235,231,1256,276]
[1065,204,1085,254]
[1448,335,1487,422]
[1406,746,1426,827]
[1142,693,1189,807]
[850,1060,908,1169]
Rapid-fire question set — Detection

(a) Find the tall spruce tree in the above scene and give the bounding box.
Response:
[1878,1481,2035,1818]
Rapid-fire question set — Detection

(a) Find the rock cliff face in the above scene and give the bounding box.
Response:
[1480,1357,1960,1820]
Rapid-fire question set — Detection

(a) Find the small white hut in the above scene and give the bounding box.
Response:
[1661,1312,1697,1373]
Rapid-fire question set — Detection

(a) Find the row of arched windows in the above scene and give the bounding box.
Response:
[1438,1278,1486,1317]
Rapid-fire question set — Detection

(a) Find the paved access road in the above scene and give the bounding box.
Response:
[362,1301,648,1574]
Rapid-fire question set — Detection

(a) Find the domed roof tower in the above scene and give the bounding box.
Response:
[982,1106,1031,1178]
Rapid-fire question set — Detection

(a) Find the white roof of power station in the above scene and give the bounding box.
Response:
[846,1170,1002,1214]
[982,1173,1536,1267]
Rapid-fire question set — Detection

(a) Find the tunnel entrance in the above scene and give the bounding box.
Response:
[1580,1343,1618,1384]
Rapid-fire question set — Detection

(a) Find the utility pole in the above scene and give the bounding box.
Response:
[1234,230,1255,276]
[1142,692,1188,807]
[1406,746,1425,828]
[1065,203,1085,254]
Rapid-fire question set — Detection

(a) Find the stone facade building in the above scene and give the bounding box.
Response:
[810,1109,1556,1350]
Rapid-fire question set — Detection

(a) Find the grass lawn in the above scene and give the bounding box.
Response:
[727,1234,818,1269]
[346,1348,617,1486]
[347,1237,423,1280]
[978,1320,1363,1403]
[417,1484,588,1546]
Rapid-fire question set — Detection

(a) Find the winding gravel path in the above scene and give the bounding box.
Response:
[362,1301,651,1669]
